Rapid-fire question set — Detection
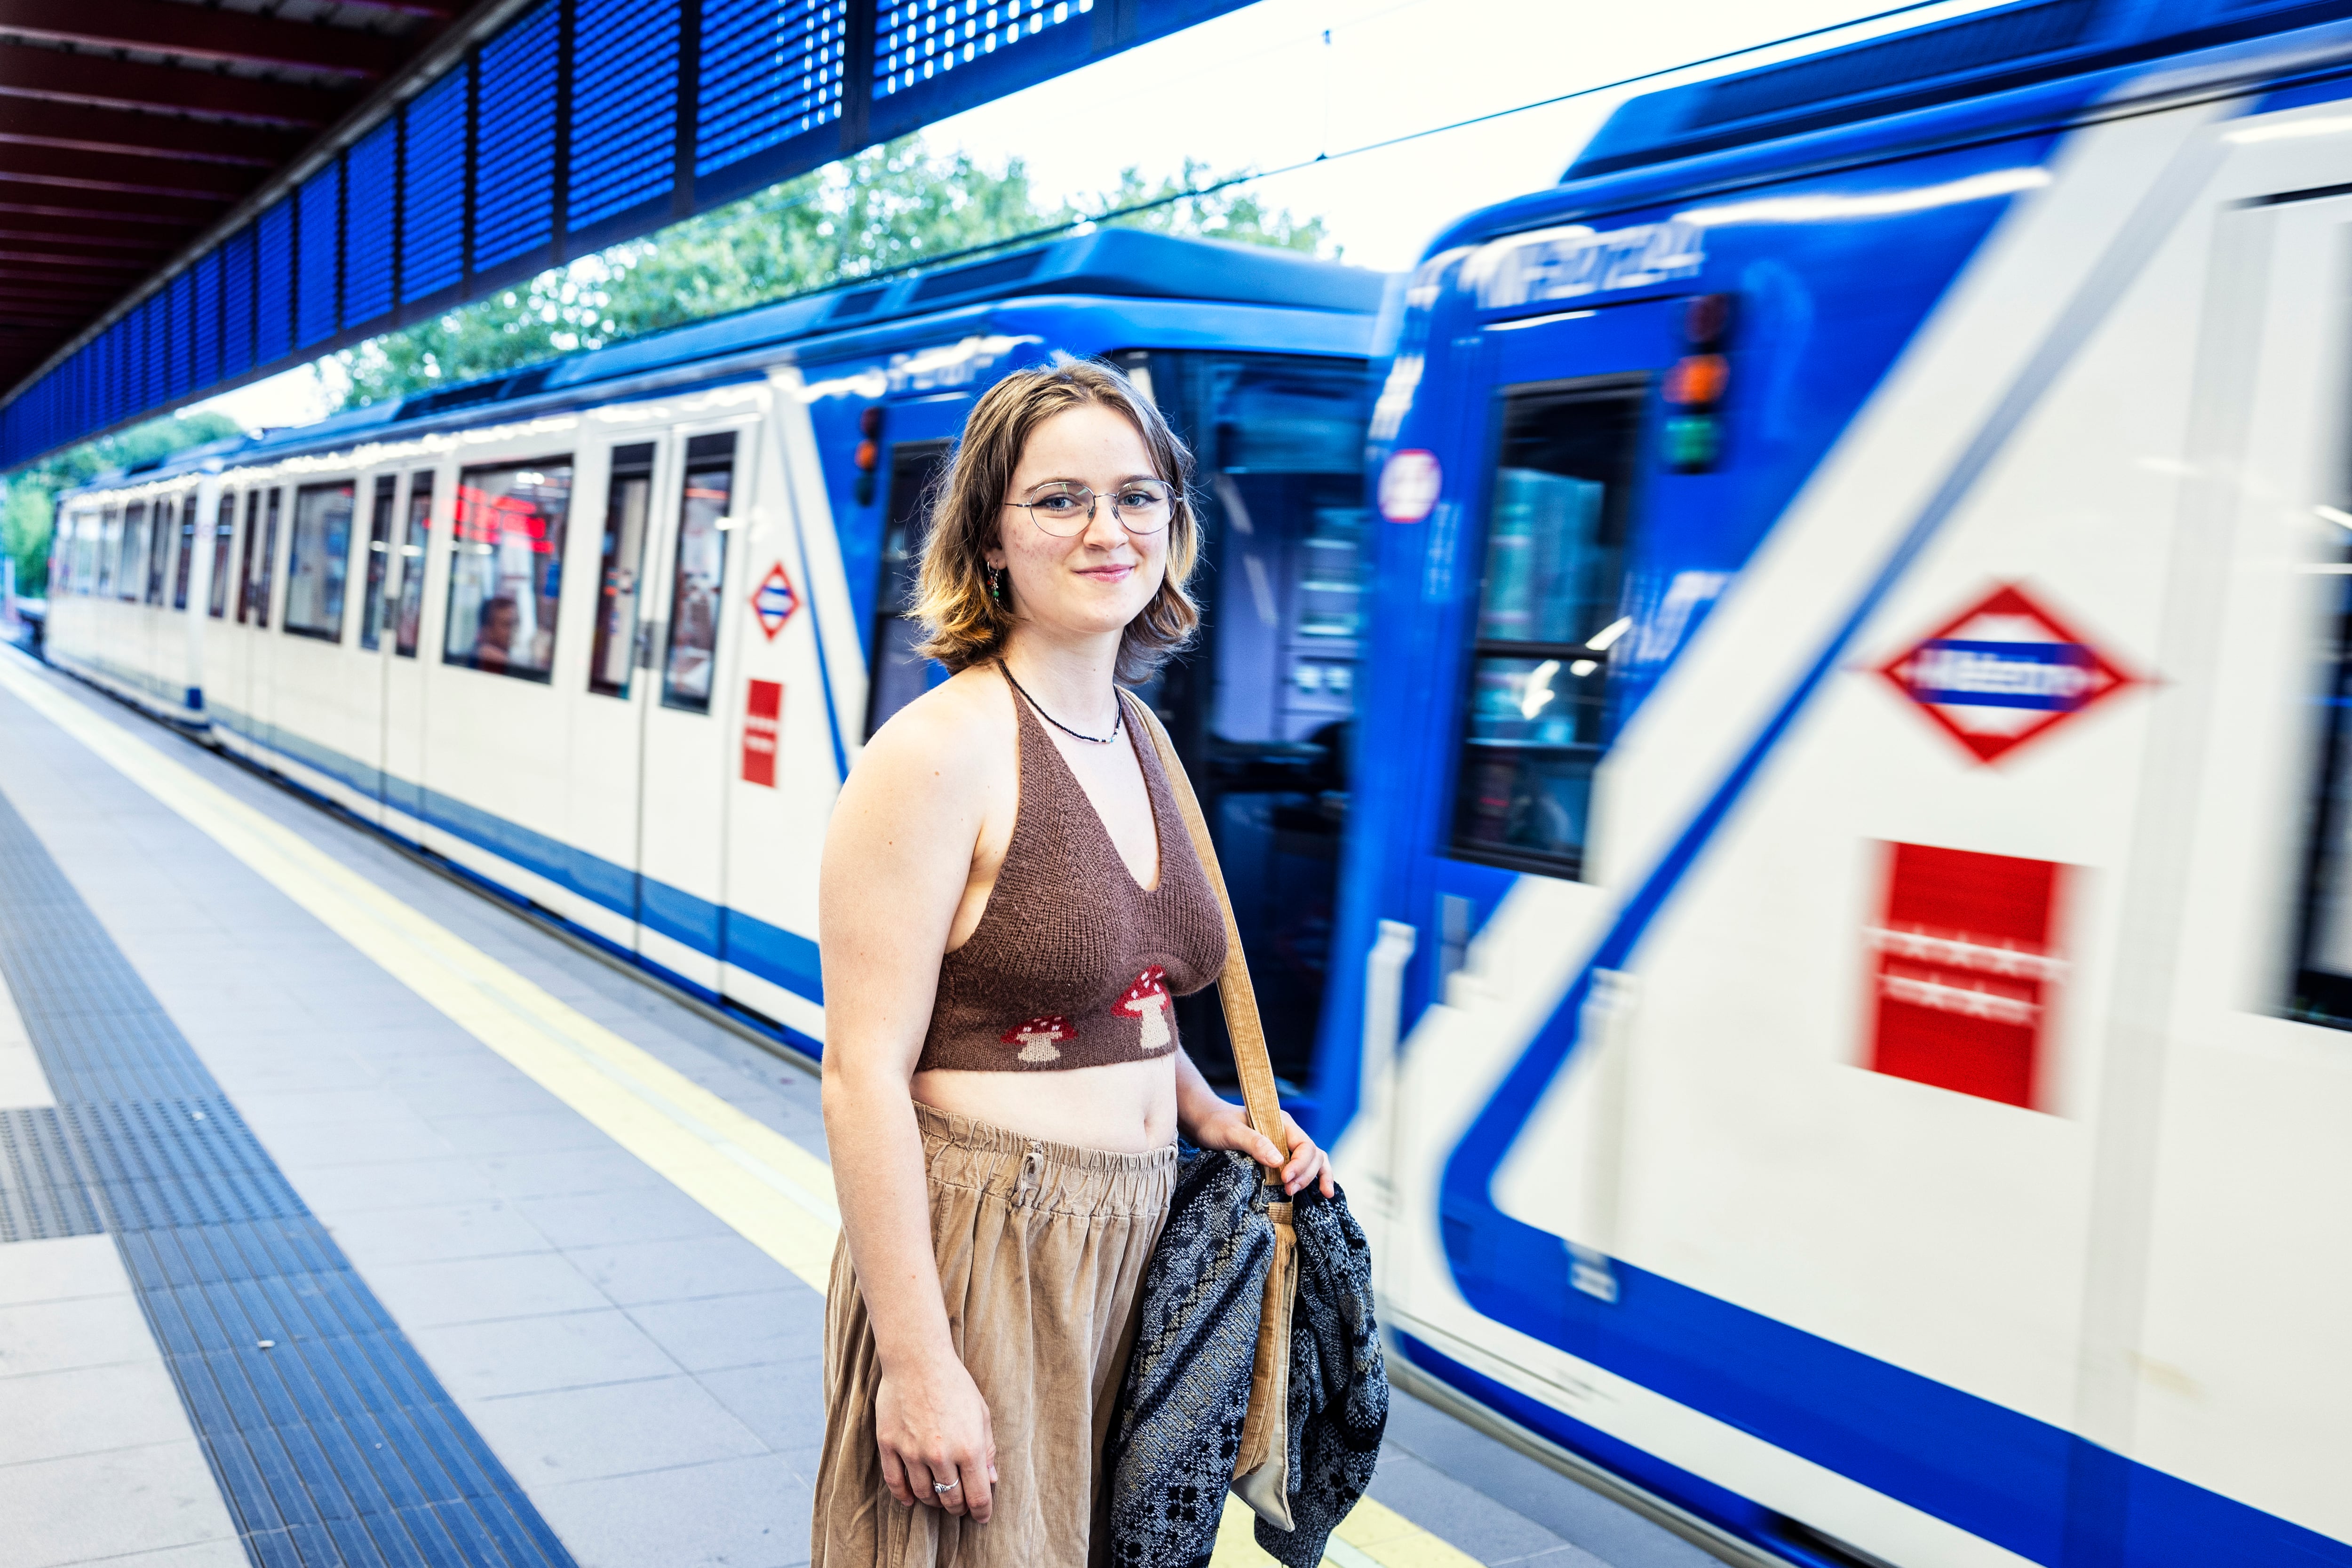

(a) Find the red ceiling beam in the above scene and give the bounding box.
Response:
[0,183,222,225]
[0,99,299,167]
[0,220,183,251]
[0,247,153,271]
[0,46,352,127]
[2,0,405,80]
[0,143,251,201]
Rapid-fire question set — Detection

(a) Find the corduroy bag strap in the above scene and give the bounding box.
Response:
[1124,691,1302,1529]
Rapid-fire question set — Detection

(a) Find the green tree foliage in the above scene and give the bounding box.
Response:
[2,410,241,598]
[337,138,1325,409]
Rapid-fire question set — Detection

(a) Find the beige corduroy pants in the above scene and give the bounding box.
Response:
[811,1102,1176,1568]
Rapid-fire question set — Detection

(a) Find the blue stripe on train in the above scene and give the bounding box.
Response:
[193,699,826,1010]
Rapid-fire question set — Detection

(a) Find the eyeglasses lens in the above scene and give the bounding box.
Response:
[1020,482,1173,536]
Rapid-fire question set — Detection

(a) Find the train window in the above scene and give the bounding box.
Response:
[865,439,951,737]
[255,490,282,628]
[144,500,173,605]
[1449,376,1647,879]
[171,499,196,610]
[445,461,571,681]
[78,510,104,595]
[118,501,147,602]
[285,482,356,642]
[661,432,736,713]
[395,473,433,657]
[207,491,236,618]
[589,443,656,698]
[95,506,119,597]
[358,476,396,650]
[2288,575,2352,1026]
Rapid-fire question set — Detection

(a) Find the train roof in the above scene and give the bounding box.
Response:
[1430,0,2352,255]
[73,230,1384,494]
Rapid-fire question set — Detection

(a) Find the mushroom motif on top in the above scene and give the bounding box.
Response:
[1111,966,1172,1052]
[1001,1015,1076,1063]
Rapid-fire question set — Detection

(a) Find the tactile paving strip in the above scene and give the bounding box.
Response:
[0,1106,106,1242]
[0,786,577,1568]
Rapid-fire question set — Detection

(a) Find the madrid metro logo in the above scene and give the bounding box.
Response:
[1878,583,2139,764]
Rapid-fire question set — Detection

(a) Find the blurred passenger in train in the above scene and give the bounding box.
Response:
[813,361,1332,1567]
[469,596,519,673]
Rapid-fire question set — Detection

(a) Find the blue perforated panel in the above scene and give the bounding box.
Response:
[571,0,681,227]
[874,0,1087,97]
[698,0,847,175]
[256,201,295,365]
[166,271,196,402]
[192,251,223,391]
[296,163,342,347]
[223,227,257,380]
[403,71,469,303]
[473,1,561,271]
[345,123,401,326]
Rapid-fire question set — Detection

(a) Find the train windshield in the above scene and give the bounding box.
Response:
[1141,351,1372,1087]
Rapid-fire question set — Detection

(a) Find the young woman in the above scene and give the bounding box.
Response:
[812,360,1335,1567]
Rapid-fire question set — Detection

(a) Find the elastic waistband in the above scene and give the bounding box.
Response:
[914,1099,1177,1174]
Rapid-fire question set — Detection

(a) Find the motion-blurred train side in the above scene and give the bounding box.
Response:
[1332,2,2352,1564]
[44,231,1382,1075]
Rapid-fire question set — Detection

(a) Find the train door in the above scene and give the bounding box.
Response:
[1338,299,1676,1327]
[567,440,659,942]
[862,430,957,738]
[634,424,751,991]
[1141,353,1374,1096]
[380,469,437,832]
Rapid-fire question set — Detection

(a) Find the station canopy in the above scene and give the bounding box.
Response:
[0,0,1250,469]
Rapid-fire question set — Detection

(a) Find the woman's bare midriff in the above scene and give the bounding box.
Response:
[912,1056,1179,1153]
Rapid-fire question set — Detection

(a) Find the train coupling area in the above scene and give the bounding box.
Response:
[0,646,1726,1568]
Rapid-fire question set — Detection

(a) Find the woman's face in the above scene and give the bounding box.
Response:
[987,402,1168,647]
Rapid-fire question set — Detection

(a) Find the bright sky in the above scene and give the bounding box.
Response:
[189,0,2002,433]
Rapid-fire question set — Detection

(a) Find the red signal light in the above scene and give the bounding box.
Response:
[1665,354,1728,407]
[859,405,884,438]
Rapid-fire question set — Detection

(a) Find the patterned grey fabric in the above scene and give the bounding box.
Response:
[1257,1186,1386,1567]
[1102,1149,1387,1568]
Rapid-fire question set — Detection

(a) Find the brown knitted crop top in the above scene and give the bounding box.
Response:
[916,674,1226,1073]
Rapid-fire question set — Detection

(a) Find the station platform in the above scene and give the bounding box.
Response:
[0,646,1730,1568]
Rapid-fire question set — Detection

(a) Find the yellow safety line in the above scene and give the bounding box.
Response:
[1215,1495,1485,1568]
[0,654,841,1290]
[0,654,1489,1568]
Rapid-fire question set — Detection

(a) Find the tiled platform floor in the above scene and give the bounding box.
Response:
[0,658,1720,1568]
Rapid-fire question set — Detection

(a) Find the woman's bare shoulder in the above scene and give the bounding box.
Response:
[847,666,1015,804]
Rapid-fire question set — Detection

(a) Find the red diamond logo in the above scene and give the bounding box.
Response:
[1878,583,2140,765]
[750,563,799,642]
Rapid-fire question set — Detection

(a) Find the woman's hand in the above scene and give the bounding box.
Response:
[1188,1099,1335,1199]
[874,1353,999,1523]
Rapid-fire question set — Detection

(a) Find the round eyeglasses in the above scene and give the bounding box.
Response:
[1004,479,1175,537]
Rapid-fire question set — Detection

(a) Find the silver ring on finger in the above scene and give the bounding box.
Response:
[933,1479,960,1494]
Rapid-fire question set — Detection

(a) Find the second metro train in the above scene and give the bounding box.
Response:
[44,0,2352,1561]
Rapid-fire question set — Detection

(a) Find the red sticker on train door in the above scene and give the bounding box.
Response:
[742,680,782,787]
[1864,842,2065,1111]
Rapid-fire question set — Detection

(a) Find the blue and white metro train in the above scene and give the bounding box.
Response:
[41,0,2352,1560]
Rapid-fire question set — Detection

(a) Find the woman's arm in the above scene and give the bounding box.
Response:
[818,698,1002,1524]
[1172,1049,1335,1199]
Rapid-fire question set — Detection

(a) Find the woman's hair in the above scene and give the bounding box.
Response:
[910,358,1200,684]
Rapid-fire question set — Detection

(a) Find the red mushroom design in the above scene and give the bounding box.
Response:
[1001,1015,1076,1064]
[1111,966,1172,1052]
